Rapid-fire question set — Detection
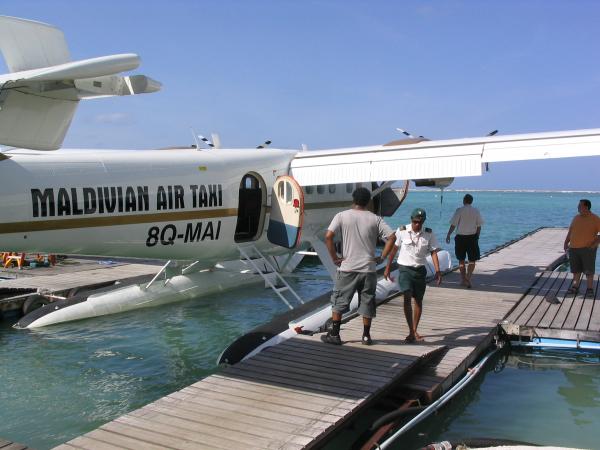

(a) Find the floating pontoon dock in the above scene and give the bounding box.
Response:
[0,257,161,318]
[0,437,32,450]
[53,227,589,449]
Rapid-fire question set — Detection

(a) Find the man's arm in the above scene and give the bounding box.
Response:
[325,230,343,266]
[431,249,442,285]
[475,225,481,238]
[564,227,572,252]
[377,231,396,264]
[445,225,456,244]
[383,243,399,281]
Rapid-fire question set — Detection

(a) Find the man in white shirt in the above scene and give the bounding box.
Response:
[445,194,484,288]
[322,187,395,346]
[383,208,442,343]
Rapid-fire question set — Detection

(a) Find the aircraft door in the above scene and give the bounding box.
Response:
[235,173,266,243]
[267,176,304,248]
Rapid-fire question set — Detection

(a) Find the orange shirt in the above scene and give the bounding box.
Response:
[569,212,600,248]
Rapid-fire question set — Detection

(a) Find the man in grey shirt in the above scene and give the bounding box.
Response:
[322,187,395,345]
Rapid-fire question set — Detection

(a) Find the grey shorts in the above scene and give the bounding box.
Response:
[330,271,377,318]
[397,265,427,301]
[569,247,597,275]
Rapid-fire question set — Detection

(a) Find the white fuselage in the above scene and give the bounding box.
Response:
[0,147,356,263]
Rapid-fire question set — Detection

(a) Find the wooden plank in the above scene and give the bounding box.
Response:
[587,277,600,331]
[575,298,595,330]
[562,296,585,330]
[133,398,328,440]
[550,289,577,329]
[0,443,28,450]
[515,272,561,326]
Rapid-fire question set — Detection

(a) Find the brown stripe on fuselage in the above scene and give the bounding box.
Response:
[0,199,351,234]
[0,208,238,234]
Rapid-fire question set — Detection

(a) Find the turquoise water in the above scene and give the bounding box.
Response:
[397,350,600,449]
[1,191,599,449]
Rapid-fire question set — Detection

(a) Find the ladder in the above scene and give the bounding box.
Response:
[237,244,304,310]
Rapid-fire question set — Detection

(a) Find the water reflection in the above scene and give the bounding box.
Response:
[398,349,600,449]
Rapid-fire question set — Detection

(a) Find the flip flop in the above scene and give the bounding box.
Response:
[567,285,579,295]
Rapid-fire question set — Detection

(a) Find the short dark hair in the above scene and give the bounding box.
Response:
[352,187,371,207]
[463,194,473,204]
[580,199,592,210]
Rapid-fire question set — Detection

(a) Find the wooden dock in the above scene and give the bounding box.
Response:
[502,268,599,342]
[54,227,571,449]
[0,257,160,318]
[0,438,31,450]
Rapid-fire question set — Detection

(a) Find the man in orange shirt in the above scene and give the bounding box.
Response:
[564,199,600,296]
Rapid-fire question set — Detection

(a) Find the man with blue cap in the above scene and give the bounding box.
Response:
[383,207,442,343]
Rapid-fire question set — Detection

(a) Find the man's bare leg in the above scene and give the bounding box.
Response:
[585,274,595,291]
[403,292,415,341]
[459,260,467,285]
[466,262,475,287]
[570,272,582,291]
[413,297,424,341]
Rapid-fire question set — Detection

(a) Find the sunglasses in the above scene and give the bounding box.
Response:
[411,219,424,224]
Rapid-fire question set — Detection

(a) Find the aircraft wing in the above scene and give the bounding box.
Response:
[290,128,600,185]
[0,16,160,150]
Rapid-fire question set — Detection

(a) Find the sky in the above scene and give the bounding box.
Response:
[1,0,599,190]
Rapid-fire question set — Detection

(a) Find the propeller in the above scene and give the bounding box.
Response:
[256,140,272,149]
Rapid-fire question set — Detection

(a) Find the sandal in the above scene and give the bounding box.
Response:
[567,285,579,295]
[585,288,595,297]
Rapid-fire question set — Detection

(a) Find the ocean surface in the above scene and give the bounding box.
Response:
[1,190,599,449]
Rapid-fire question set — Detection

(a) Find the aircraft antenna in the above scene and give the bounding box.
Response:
[396,128,415,138]
[190,127,201,150]
[256,140,272,149]
[198,134,215,149]
[485,130,498,171]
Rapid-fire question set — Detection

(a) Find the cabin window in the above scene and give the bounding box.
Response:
[278,181,285,199]
[305,186,314,194]
[317,185,325,194]
[285,181,293,204]
[346,183,353,193]
[245,176,258,189]
[328,184,336,194]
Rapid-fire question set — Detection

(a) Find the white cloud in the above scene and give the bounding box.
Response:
[93,112,132,125]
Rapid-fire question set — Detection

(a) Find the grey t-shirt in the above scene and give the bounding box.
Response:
[328,209,394,272]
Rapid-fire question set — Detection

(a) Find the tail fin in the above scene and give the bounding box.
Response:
[0,16,160,150]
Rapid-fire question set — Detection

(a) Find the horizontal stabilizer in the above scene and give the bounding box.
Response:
[0,90,77,150]
[22,54,140,82]
[0,16,160,150]
[290,128,600,185]
[76,74,162,98]
[0,16,70,72]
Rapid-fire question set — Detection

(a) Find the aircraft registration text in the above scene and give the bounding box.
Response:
[146,221,222,247]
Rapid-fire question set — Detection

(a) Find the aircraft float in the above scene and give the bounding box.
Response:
[1,16,599,330]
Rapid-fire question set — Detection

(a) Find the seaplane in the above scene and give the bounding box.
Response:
[1,16,600,331]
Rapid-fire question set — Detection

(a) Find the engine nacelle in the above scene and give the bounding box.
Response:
[413,177,454,188]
